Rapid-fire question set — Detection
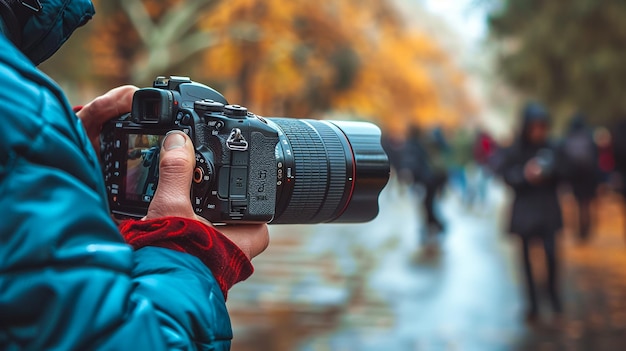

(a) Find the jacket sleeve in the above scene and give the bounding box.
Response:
[502,163,528,190]
[496,147,529,191]
[120,217,253,299]
[0,39,240,351]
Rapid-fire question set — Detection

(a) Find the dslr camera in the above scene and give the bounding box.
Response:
[101,76,389,224]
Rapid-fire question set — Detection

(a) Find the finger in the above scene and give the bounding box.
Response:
[217,224,270,260]
[77,85,138,138]
[145,131,196,219]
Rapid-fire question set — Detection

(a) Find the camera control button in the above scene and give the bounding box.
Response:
[193,167,204,184]
[195,100,224,113]
[181,113,192,125]
[224,104,248,118]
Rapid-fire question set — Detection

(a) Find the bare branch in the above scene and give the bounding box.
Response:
[173,31,220,66]
[158,0,218,45]
[119,0,155,46]
[131,31,219,83]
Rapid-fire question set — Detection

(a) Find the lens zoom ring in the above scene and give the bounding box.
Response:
[278,119,329,221]
[306,121,348,222]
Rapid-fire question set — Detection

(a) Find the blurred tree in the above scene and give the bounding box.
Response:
[88,0,219,86]
[488,0,626,125]
[197,0,473,133]
[42,0,473,133]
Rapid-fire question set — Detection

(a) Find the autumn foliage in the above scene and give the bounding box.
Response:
[66,0,473,134]
[489,0,626,124]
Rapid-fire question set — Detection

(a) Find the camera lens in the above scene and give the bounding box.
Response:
[269,118,389,224]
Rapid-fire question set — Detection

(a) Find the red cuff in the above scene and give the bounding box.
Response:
[119,217,253,299]
[72,105,83,113]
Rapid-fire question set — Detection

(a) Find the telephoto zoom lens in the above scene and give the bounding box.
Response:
[268,118,389,224]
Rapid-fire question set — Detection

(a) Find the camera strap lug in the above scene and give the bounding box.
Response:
[226,128,249,151]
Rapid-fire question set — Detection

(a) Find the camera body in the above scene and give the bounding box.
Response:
[101,76,279,223]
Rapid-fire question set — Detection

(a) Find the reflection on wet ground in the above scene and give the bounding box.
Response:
[227,178,626,351]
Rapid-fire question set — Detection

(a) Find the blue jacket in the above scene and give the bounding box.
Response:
[0,2,233,350]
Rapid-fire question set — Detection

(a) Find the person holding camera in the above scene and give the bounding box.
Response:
[0,1,268,350]
[496,102,565,324]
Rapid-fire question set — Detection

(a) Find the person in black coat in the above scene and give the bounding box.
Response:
[561,113,599,242]
[497,103,564,323]
[383,126,446,256]
[403,126,447,239]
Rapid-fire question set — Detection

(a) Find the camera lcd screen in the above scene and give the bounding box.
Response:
[125,134,165,202]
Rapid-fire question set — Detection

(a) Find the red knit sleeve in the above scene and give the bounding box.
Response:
[119,217,253,299]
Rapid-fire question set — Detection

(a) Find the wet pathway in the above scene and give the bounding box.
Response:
[516,192,626,351]
[227,179,626,351]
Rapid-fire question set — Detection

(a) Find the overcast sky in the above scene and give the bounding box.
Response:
[421,0,488,45]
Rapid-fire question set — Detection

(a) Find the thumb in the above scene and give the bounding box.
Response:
[145,131,196,220]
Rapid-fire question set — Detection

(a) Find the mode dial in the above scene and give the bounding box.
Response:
[195,99,225,113]
[224,104,248,119]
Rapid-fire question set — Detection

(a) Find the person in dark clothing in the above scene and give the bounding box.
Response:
[471,129,498,207]
[611,119,626,240]
[402,126,447,252]
[497,103,564,323]
[383,126,446,253]
[611,120,626,186]
[561,113,600,242]
[594,127,614,185]
[382,133,411,185]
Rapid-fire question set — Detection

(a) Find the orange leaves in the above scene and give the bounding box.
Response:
[330,24,466,134]
[194,0,471,133]
[78,0,471,133]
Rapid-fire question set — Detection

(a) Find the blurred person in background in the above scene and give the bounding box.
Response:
[448,127,474,207]
[611,120,626,188]
[382,126,445,259]
[594,126,614,187]
[0,1,268,350]
[401,126,447,258]
[611,119,626,239]
[496,102,565,323]
[560,113,599,242]
[382,132,411,196]
[470,129,498,210]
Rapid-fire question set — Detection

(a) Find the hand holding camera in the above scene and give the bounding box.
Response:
[145,130,269,259]
[99,76,389,225]
[77,86,270,259]
[76,85,139,153]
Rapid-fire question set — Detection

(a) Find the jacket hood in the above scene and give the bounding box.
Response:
[519,102,550,143]
[567,112,588,133]
[0,0,94,65]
